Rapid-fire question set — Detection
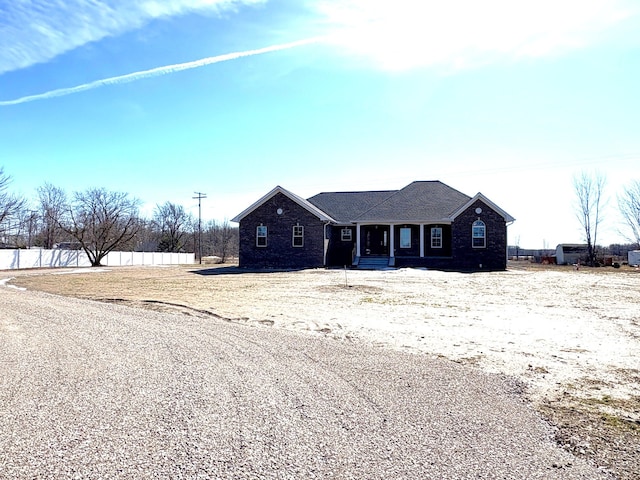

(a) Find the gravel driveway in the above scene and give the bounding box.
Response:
[0,286,607,479]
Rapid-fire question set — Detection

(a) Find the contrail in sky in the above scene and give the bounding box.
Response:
[0,37,324,107]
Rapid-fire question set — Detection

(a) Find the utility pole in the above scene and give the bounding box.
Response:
[193,192,207,264]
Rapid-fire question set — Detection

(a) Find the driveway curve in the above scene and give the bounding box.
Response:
[0,286,606,479]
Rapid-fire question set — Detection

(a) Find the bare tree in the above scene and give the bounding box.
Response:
[153,202,191,252]
[11,209,39,248]
[25,210,38,248]
[133,219,159,252]
[618,179,640,248]
[36,183,68,248]
[59,188,141,266]
[0,167,26,240]
[214,219,237,262]
[218,218,238,263]
[201,219,238,262]
[573,171,606,266]
[1,207,31,248]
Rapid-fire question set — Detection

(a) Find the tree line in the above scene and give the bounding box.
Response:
[3,166,640,268]
[0,167,237,266]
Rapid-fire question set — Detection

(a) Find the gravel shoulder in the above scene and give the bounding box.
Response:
[0,282,610,479]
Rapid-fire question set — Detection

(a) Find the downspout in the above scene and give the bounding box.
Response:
[389,223,395,267]
[323,221,331,267]
[355,223,361,266]
[505,220,515,267]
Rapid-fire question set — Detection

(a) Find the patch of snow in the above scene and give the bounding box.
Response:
[0,278,26,290]
[52,268,110,275]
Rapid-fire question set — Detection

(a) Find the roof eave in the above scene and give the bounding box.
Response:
[352,218,453,225]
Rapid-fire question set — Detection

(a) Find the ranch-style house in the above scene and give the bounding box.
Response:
[231,181,515,271]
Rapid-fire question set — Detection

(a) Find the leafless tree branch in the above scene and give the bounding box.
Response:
[573,171,606,266]
[617,179,640,248]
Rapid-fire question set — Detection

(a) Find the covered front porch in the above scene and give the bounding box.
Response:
[353,223,452,268]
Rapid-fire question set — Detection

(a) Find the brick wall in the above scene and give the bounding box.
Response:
[451,200,508,271]
[238,192,326,269]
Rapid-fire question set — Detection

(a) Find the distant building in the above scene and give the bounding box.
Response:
[507,246,555,261]
[53,242,82,250]
[555,244,589,265]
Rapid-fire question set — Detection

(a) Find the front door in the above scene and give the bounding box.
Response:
[362,225,389,256]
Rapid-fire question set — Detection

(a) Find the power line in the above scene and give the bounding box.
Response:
[192,192,207,264]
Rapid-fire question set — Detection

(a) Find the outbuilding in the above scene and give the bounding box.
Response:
[555,244,589,265]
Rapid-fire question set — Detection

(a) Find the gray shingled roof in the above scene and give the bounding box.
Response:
[307,190,396,224]
[307,181,471,223]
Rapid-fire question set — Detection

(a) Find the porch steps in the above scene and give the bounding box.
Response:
[356,257,392,270]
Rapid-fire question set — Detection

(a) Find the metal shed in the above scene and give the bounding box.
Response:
[555,244,588,265]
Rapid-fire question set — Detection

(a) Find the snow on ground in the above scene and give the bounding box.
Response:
[224,267,639,411]
[51,268,110,275]
[0,278,25,290]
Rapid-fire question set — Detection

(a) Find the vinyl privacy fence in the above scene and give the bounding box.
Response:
[0,249,194,270]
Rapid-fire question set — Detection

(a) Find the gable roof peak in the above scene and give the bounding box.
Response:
[231,185,336,223]
[449,192,515,223]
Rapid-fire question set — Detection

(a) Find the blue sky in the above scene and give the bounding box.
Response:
[1,0,639,249]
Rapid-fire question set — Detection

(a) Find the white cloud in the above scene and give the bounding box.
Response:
[0,37,323,106]
[315,0,638,71]
[0,0,265,75]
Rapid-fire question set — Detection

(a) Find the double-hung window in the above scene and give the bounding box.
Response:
[431,227,442,248]
[256,225,267,247]
[472,220,486,248]
[292,225,304,247]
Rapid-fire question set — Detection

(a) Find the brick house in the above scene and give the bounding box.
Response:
[231,181,515,271]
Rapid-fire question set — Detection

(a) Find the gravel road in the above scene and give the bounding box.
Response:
[0,286,608,479]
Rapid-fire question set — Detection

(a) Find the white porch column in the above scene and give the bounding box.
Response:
[389,224,395,258]
[356,224,361,259]
[420,224,425,257]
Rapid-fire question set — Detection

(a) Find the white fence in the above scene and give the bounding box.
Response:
[0,249,194,270]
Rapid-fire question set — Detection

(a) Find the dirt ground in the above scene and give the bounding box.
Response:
[4,262,640,479]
